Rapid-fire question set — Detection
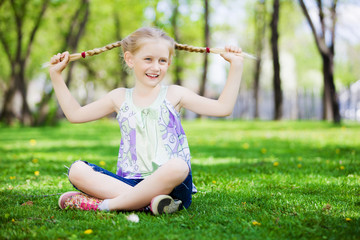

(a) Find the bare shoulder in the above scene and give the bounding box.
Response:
[108,88,126,112]
[166,85,188,111]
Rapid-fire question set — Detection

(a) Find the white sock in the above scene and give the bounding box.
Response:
[98,199,110,211]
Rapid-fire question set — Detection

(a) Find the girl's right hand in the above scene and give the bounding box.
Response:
[49,51,69,74]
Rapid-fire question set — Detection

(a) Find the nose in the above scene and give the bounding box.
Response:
[150,61,160,71]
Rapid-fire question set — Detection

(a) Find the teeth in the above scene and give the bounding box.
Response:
[146,74,159,77]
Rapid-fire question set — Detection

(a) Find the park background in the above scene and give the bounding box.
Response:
[0,0,359,239]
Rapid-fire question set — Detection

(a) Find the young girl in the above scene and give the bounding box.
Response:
[49,27,243,215]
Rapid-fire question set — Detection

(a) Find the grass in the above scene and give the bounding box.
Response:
[0,119,359,239]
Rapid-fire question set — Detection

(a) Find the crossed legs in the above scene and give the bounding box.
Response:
[68,158,189,211]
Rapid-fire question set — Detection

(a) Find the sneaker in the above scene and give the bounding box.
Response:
[60,192,103,211]
[150,195,182,215]
[58,191,81,209]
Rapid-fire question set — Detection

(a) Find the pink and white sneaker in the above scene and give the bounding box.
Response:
[150,195,182,215]
[58,191,102,211]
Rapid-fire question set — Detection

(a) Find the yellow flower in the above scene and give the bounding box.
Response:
[29,139,37,146]
[340,166,345,170]
[242,202,246,205]
[261,148,267,154]
[297,164,302,168]
[99,161,106,166]
[84,229,93,234]
[32,158,38,164]
[34,171,40,176]
[345,218,352,222]
[212,180,216,184]
[9,176,16,180]
[273,162,279,167]
[11,219,15,222]
[242,143,250,149]
[252,220,261,226]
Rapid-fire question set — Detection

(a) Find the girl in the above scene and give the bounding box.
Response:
[49,27,243,215]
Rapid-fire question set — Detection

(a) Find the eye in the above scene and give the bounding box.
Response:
[160,59,168,64]
[144,58,151,61]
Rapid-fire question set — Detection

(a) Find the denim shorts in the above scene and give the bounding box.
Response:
[68,160,193,209]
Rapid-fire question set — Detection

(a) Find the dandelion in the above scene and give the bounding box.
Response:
[242,143,250,149]
[126,213,139,223]
[34,171,40,176]
[9,176,16,180]
[273,162,279,167]
[212,180,216,184]
[340,166,345,170]
[261,148,267,154]
[32,158,38,164]
[242,202,246,205]
[11,219,15,222]
[252,220,261,226]
[345,218,352,222]
[84,229,93,234]
[99,161,106,166]
[297,164,302,168]
[29,139,37,146]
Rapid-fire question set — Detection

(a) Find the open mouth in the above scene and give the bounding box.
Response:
[146,73,159,79]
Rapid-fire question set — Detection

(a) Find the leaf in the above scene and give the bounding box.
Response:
[21,201,34,206]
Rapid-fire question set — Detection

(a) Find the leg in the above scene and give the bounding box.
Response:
[68,161,133,199]
[108,158,189,211]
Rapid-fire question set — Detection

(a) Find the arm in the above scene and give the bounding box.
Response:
[49,52,121,123]
[178,46,244,117]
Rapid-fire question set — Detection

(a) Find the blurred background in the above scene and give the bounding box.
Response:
[0,0,359,126]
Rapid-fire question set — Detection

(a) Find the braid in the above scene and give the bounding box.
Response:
[67,41,122,62]
[175,43,206,53]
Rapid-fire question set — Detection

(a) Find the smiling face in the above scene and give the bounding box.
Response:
[125,39,172,89]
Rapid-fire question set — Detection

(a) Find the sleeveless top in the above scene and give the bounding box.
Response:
[115,86,196,192]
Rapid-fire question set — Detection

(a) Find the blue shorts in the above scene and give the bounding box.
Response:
[68,160,193,209]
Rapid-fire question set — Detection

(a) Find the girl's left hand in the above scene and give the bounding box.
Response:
[220,45,243,64]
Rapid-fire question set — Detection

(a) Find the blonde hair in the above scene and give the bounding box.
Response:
[48,27,255,66]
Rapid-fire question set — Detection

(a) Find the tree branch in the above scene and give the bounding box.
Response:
[24,0,50,61]
[298,0,329,55]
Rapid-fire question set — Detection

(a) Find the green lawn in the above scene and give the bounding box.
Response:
[0,120,359,239]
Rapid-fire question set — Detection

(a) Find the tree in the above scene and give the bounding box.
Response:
[199,0,210,97]
[171,0,183,86]
[0,0,50,125]
[270,0,283,120]
[299,0,340,123]
[35,0,90,125]
[253,0,267,119]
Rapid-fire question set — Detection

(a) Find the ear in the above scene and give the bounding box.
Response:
[124,51,134,68]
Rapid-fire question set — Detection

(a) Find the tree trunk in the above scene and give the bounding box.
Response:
[270,0,282,120]
[199,0,209,97]
[114,8,128,88]
[0,0,49,125]
[253,0,266,119]
[171,0,183,86]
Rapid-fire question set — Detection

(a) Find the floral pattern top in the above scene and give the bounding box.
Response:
[116,86,196,192]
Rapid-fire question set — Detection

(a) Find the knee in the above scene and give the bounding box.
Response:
[68,161,90,183]
[165,158,190,184]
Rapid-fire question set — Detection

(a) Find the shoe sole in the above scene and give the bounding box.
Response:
[58,191,81,209]
[150,195,182,215]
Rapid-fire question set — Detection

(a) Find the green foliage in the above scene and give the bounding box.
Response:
[0,120,359,239]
